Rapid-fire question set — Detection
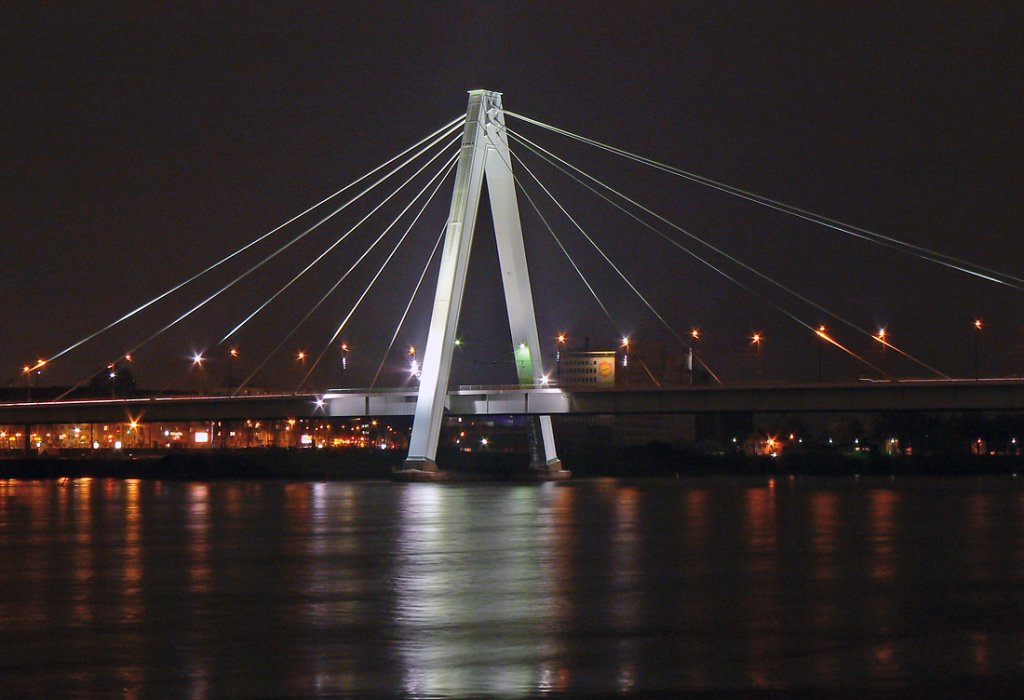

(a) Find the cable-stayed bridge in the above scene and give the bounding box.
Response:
[7,90,1023,474]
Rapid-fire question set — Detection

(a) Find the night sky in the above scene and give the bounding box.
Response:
[3,2,1023,392]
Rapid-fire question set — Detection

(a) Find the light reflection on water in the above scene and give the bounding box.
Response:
[0,476,1022,696]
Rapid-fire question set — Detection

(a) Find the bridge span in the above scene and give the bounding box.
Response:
[2,379,1024,426]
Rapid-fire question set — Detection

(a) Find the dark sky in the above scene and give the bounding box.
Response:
[3,1,1023,392]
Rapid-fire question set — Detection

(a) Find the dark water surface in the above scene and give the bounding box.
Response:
[1,476,1023,697]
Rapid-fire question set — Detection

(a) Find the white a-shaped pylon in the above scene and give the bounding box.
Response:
[403,90,561,473]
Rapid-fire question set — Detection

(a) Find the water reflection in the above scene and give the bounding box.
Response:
[0,477,1022,695]
[393,484,557,696]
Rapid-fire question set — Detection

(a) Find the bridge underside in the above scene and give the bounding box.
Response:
[3,381,1024,426]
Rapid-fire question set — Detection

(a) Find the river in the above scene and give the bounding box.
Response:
[1,476,1022,696]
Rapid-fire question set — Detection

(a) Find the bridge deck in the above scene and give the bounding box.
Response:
[1,380,1023,425]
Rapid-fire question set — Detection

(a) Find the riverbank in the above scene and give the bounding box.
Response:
[1,444,1023,480]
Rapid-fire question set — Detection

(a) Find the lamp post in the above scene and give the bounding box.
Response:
[191,352,205,394]
[875,328,887,376]
[973,319,983,379]
[690,329,700,385]
[340,343,349,378]
[751,332,762,383]
[408,346,420,381]
[816,325,827,382]
[621,336,630,386]
[556,333,566,381]
[227,347,239,387]
[296,350,307,391]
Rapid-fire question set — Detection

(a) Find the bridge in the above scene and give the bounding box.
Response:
[7,90,1023,475]
[4,379,1024,426]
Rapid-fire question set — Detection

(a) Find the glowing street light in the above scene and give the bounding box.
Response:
[408,346,420,379]
[225,347,239,387]
[751,332,763,382]
[191,352,206,395]
[340,343,349,372]
[973,318,983,379]
[691,329,700,341]
[815,326,828,382]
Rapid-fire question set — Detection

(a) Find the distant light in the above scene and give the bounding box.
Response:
[114,441,122,450]
[480,437,489,446]
[340,344,349,352]
[974,319,983,330]
[751,333,761,344]
[621,336,630,347]
[194,431,209,444]
[314,397,325,408]
[192,353,204,365]
[690,329,700,340]
[229,348,239,358]
[556,333,567,344]
[408,346,416,356]
[124,353,133,362]
[297,351,307,361]
[540,374,550,386]
[454,338,462,347]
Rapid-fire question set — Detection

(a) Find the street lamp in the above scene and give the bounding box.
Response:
[408,346,420,380]
[874,327,888,374]
[689,329,701,385]
[815,325,827,382]
[191,352,206,394]
[227,347,239,387]
[973,319,983,379]
[751,332,762,383]
[556,333,566,381]
[340,343,349,372]
[21,358,46,399]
